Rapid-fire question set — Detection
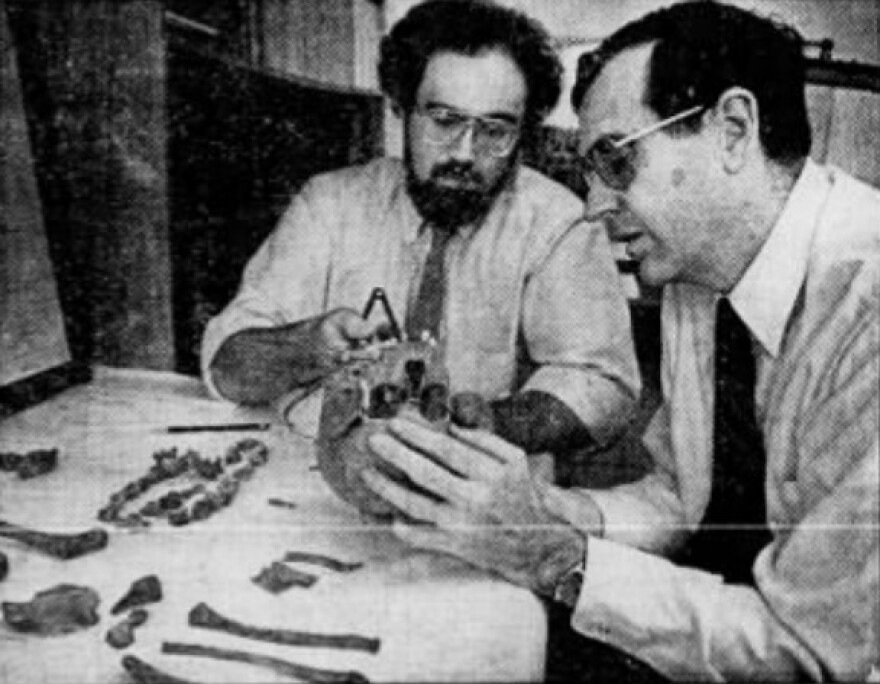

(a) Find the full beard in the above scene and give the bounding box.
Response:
[405,155,516,232]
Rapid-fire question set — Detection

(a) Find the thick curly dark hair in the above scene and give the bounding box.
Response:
[571,0,810,167]
[378,0,562,129]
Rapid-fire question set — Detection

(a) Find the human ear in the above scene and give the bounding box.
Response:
[713,87,759,174]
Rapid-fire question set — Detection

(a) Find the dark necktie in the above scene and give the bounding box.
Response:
[405,224,454,342]
[683,298,771,584]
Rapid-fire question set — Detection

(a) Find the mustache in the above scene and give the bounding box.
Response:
[430,162,484,187]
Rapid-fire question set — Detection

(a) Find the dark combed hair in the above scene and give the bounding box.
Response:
[571,0,811,166]
[378,0,563,129]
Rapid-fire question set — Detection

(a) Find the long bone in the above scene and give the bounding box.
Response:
[189,602,380,653]
[0,520,108,559]
[162,641,371,684]
[121,655,205,684]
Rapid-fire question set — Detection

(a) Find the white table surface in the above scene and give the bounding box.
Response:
[0,367,546,683]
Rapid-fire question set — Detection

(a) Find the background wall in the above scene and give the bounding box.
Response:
[261,0,384,89]
[4,0,386,379]
[385,0,879,57]
[4,0,877,384]
[382,0,880,136]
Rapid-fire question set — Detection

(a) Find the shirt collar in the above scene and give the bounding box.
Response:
[728,159,829,357]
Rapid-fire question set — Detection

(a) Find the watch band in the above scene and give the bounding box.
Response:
[552,537,587,608]
[553,559,585,608]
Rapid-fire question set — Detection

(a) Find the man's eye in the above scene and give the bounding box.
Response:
[607,151,631,177]
[430,111,463,128]
[481,122,511,141]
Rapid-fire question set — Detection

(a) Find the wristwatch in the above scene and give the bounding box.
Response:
[553,543,587,608]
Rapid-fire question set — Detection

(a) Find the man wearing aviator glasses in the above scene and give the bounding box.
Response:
[202,1,639,467]
[364,1,879,681]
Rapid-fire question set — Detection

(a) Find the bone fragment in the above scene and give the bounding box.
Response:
[282,551,364,572]
[111,575,163,615]
[0,520,108,559]
[106,608,148,649]
[251,561,317,593]
[162,641,370,684]
[121,655,207,684]
[189,602,380,653]
[0,448,58,478]
[2,584,100,635]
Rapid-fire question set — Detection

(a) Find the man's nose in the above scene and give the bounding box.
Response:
[448,123,477,161]
[583,174,620,224]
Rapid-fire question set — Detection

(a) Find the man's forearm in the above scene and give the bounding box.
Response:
[491,391,595,454]
[209,319,330,405]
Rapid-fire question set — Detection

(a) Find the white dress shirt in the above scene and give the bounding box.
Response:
[201,158,640,446]
[548,160,879,680]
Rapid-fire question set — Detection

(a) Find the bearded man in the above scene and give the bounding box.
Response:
[201,0,638,461]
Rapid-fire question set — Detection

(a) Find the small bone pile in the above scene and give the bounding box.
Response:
[97,439,269,527]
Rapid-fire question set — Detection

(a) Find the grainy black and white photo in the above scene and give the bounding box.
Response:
[1,1,878,682]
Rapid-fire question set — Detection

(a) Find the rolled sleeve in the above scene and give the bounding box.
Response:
[200,292,289,398]
[200,178,336,399]
[521,220,640,445]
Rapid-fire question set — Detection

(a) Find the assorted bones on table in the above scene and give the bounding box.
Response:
[0,292,470,683]
[0,434,378,682]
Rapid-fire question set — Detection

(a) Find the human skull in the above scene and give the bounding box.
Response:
[316,339,450,519]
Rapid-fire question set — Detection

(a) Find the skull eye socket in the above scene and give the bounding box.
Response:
[404,359,426,395]
[368,383,407,418]
[419,383,449,421]
[366,382,450,422]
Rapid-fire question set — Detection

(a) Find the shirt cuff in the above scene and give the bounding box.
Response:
[572,537,723,680]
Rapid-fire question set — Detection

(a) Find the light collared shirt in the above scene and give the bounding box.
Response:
[547,160,879,680]
[201,158,639,445]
